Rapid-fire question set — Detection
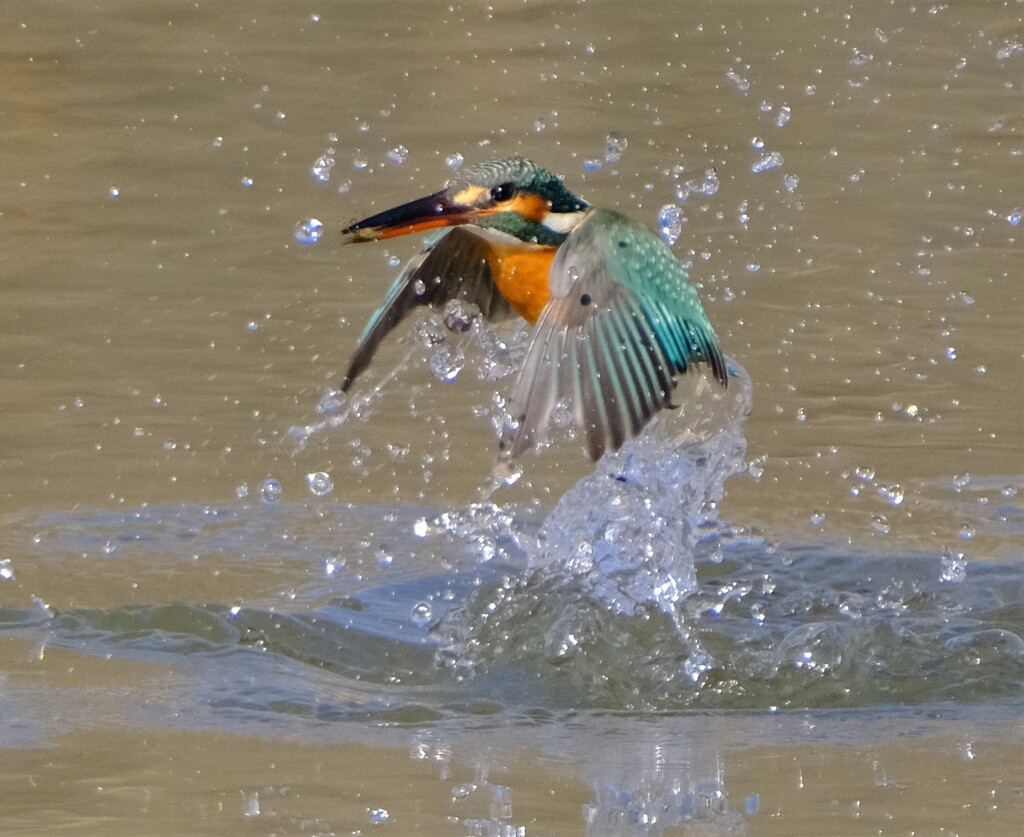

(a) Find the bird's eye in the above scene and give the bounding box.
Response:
[490,182,517,202]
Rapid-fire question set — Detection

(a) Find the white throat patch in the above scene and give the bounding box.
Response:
[541,210,589,234]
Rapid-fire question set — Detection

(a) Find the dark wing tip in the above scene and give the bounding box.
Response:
[709,342,728,388]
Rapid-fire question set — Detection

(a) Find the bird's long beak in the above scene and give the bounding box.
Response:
[341,189,480,244]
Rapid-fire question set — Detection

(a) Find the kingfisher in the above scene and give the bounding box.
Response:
[339,156,727,462]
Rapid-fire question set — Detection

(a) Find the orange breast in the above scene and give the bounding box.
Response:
[486,243,557,324]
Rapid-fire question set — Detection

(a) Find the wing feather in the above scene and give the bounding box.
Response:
[602,310,648,436]
[502,208,726,461]
[341,227,515,391]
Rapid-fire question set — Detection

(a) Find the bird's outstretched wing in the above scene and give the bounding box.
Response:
[500,208,727,461]
[341,227,515,391]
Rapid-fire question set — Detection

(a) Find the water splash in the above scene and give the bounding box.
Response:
[532,367,751,612]
[286,344,422,452]
[291,314,530,453]
[436,363,754,689]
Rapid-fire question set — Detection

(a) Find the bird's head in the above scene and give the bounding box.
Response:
[341,157,590,246]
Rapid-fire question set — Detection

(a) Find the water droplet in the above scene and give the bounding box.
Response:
[368,808,389,825]
[775,105,792,128]
[604,131,628,164]
[869,513,890,534]
[244,791,261,817]
[725,70,750,92]
[444,152,464,170]
[551,399,573,428]
[311,151,335,183]
[471,534,497,562]
[413,279,427,296]
[305,471,334,496]
[430,346,465,382]
[1006,208,1022,227]
[878,484,905,506]
[294,218,323,245]
[941,546,967,583]
[752,151,784,173]
[316,389,345,414]
[443,299,477,333]
[260,479,282,503]
[386,145,408,165]
[353,151,369,170]
[413,518,430,537]
[240,176,254,188]
[996,40,1024,60]
[746,261,760,273]
[212,136,224,148]
[854,465,875,481]
[657,203,684,245]
[235,482,249,499]
[534,117,547,133]
[451,783,475,802]
[410,601,433,625]
[945,346,957,361]
[676,168,720,200]
[0,559,14,581]
[414,316,446,347]
[108,186,120,199]
[337,179,352,195]
[583,157,603,172]
[1001,485,1017,499]
[376,547,393,568]
[959,522,975,540]
[851,48,873,66]
[810,511,826,526]
[784,173,800,192]
[751,136,765,151]
[953,472,972,492]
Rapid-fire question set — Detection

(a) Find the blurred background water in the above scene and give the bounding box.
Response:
[2,0,1023,833]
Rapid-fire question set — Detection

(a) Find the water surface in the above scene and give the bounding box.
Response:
[2,0,1023,833]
